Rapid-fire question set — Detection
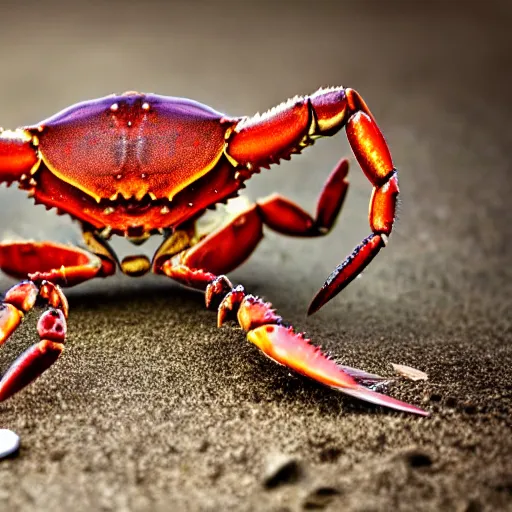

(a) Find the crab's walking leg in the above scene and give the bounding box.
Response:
[155,217,428,416]
[225,87,399,314]
[153,159,349,283]
[258,158,349,237]
[0,240,115,401]
[0,281,67,401]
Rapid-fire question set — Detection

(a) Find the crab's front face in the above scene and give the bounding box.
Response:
[27,93,240,235]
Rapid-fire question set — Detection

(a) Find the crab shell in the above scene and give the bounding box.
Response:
[26,93,243,237]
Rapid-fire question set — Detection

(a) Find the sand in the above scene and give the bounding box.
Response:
[0,1,511,510]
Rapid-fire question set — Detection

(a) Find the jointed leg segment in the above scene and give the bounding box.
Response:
[226,86,400,314]
[308,90,399,314]
[0,240,115,402]
[157,158,349,286]
[0,280,68,401]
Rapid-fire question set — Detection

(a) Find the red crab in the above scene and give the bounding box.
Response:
[0,87,427,416]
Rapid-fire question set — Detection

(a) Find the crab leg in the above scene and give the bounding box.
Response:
[0,240,115,401]
[0,129,40,184]
[0,240,115,286]
[226,87,399,314]
[0,281,67,401]
[218,285,426,415]
[154,160,349,282]
[257,158,349,237]
[157,221,428,416]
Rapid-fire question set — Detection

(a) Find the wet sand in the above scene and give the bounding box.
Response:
[0,1,511,510]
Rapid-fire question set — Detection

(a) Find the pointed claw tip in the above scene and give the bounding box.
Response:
[307,291,326,316]
[306,301,315,316]
[341,385,430,417]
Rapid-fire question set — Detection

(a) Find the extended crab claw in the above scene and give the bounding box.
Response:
[204,279,428,416]
[248,324,428,416]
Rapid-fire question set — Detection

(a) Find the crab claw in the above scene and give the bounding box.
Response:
[247,324,428,416]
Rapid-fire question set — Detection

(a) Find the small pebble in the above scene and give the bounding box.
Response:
[302,486,341,509]
[400,448,433,468]
[445,396,458,408]
[0,429,20,459]
[262,453,302,489]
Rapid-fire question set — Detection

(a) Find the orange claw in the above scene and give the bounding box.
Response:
[247,324,429,416]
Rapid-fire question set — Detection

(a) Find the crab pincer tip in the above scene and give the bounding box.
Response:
[307,284,334,316]
[340,385,430,417]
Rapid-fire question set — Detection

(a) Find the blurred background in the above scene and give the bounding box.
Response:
[0,1,511,511]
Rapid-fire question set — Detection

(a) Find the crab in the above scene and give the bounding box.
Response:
[0,87,428,416]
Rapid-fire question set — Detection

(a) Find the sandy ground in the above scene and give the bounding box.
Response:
[0,1,511,510]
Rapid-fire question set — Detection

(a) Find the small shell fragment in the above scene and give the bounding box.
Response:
[0,429,20,459]
[391,363,428,381]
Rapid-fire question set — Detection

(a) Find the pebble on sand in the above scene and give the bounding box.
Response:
[262,453,302,489]
[0,429,20,459]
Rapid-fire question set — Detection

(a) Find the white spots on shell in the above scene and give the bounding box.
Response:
[234,171,242,180]
[110,103,119,112]
[160,206,170,215]
[142,102,150,111]
[103,207,115,215]
[28,178,37,187]
[115,174,123,180]
[127,121,132,127]
[141,173,147,179]
[188,202,193,207]
[37,125,44,133]
[0,429,20,459]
